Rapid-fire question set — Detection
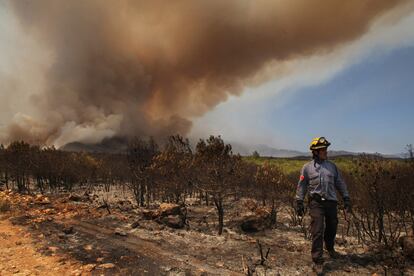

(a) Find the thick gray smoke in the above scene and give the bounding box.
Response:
[4,0,409,146]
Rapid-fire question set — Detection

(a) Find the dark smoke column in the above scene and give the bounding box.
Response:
[7,0,409,146]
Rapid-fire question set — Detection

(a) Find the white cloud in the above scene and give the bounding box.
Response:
[190,5,414,150]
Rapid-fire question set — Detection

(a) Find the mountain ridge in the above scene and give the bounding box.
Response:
[60,138,405,159]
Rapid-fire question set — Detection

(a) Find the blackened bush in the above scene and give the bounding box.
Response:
[347,155,413,248]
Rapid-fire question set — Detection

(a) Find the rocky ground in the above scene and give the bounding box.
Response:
[0,187,413,276]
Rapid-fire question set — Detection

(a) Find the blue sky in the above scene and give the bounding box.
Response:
[265,46,414,153]
[191,13,414,154]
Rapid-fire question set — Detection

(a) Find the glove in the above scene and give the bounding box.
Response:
[296,200,305,217]
[343,197,351,213]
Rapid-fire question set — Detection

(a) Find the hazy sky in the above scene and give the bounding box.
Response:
[1,1,414,154]
[191,10,414,154]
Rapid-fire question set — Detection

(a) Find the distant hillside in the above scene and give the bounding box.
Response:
[60,138,405,159]
[61,136,128,153]
[231,143,365,158]
[231,143,307,158]
[232,143,404,159]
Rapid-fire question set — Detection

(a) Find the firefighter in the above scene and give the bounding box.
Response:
[295,137,351,274]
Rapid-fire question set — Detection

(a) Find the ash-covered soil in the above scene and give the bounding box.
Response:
[1,187,413,276]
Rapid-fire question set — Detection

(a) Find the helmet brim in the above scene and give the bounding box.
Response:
[310,144,330,151]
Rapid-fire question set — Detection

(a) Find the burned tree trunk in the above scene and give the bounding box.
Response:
[214,195,224,235]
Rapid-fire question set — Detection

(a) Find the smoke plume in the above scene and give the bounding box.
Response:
[4,0,410,146]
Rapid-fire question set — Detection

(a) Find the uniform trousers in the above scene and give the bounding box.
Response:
[309,198,338,263]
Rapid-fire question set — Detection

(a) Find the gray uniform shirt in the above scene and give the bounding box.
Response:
[295,159,349,201]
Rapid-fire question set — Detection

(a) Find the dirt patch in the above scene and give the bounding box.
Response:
[1,189,414,275]
[0,217,81,276]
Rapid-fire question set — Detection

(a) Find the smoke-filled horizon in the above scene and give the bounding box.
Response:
[1,0,410,147]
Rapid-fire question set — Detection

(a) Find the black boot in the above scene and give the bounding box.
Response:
[327,249,341,259]
[312,261,324,275]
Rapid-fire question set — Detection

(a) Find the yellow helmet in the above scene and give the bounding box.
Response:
[309,137,331,151]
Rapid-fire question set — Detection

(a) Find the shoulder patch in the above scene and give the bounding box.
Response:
[300,175,305,181]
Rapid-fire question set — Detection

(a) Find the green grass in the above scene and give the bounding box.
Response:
[244,156,357,175]
[244,156,307,174]
[244,155,408,178]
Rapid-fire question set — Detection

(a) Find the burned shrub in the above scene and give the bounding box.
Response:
[4,141,38,193]
[0,196,11,212]
[254,162,290,227]
[347,155,414,248]
[151,135,193,204]
[127,137,159,207]
[193,135,242,235]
